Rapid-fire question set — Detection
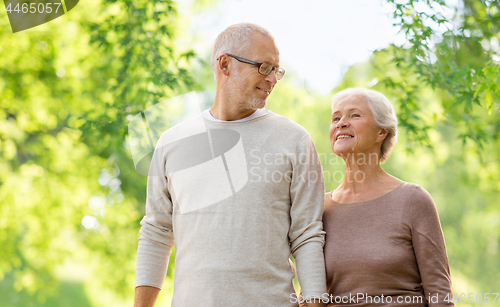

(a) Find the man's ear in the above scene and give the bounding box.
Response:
[377,128,388,143]
[218,54,230,76]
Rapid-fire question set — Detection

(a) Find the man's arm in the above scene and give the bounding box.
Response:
[288,133,327,301]
[134,286,160,307]
[135,137,175,300]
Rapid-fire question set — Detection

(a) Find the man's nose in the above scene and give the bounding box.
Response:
[264,70,278,85]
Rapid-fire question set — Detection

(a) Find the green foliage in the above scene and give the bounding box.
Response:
[0,275,92,307]
[385,0,500,149]
[0,0,197,303]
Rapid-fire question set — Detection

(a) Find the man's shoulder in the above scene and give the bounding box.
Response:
[266,112,310,137]
[156,114,205,148]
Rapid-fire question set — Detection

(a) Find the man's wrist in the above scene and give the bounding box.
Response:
[306,300,326,307]
[134,285,160,307]
[301,295,327,307]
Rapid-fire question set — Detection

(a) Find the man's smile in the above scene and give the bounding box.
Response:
[257,87,270,94]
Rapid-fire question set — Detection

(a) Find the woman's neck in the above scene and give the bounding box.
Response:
[342,160,387,191]
[333,152,400,202]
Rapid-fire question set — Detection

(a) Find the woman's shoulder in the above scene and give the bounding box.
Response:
[398,181,439,220]
[398,181,434,202]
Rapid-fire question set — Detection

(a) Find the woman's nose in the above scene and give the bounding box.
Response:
[336,118,349,128]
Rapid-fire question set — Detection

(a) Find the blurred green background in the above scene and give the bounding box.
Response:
[1,0,499,306]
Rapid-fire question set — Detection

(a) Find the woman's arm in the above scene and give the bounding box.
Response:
[410,185,454,306]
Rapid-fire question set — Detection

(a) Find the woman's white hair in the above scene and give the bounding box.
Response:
[331,88,398,163]
[211,23,273,74]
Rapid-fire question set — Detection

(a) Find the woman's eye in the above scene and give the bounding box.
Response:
[352,114,360,118]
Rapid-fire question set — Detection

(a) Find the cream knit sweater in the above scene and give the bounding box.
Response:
[136,112,327,307]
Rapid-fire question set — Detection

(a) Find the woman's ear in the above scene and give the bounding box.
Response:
[376,128,388,143]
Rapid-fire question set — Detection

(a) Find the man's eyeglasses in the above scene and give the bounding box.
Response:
[222,53,285,80]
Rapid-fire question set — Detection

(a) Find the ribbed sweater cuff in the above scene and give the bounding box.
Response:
[135,238,172,289]
[294,241,327,300]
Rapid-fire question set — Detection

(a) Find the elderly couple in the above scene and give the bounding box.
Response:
[134,23,454,307]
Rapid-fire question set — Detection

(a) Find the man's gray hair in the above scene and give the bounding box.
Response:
[331,88,398,163]
[211,23,274,73]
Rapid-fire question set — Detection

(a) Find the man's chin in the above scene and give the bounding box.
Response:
[249,99,267,110]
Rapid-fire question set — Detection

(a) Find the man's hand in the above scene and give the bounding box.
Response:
[298,291,326,307]
[134,286,160,307]
[298,294,326,307]
[306,299,326,307]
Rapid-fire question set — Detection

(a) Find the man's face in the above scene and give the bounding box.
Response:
[226,32,280,111]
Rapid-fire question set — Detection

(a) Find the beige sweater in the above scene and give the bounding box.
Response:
[136,112,327,307]
[323,182,454,306]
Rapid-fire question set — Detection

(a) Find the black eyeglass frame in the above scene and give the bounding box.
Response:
[221,53,285,80]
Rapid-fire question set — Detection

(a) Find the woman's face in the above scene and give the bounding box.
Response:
[329,95,387,160]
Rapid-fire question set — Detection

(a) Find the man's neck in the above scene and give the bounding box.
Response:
[210,93,258,121]
[209,106,257,121]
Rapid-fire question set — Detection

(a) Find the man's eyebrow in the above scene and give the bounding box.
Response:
[256,57,279,66]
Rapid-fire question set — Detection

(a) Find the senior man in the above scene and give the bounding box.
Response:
[134,23,326,307]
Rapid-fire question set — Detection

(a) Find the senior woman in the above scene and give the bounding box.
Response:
[302,88,454,307]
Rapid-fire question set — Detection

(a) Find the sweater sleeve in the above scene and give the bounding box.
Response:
[288,133,327,300]
[135,142,175,289]
[409,185,454,306]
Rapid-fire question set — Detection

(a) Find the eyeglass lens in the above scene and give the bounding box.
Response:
[259,63,284,80]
